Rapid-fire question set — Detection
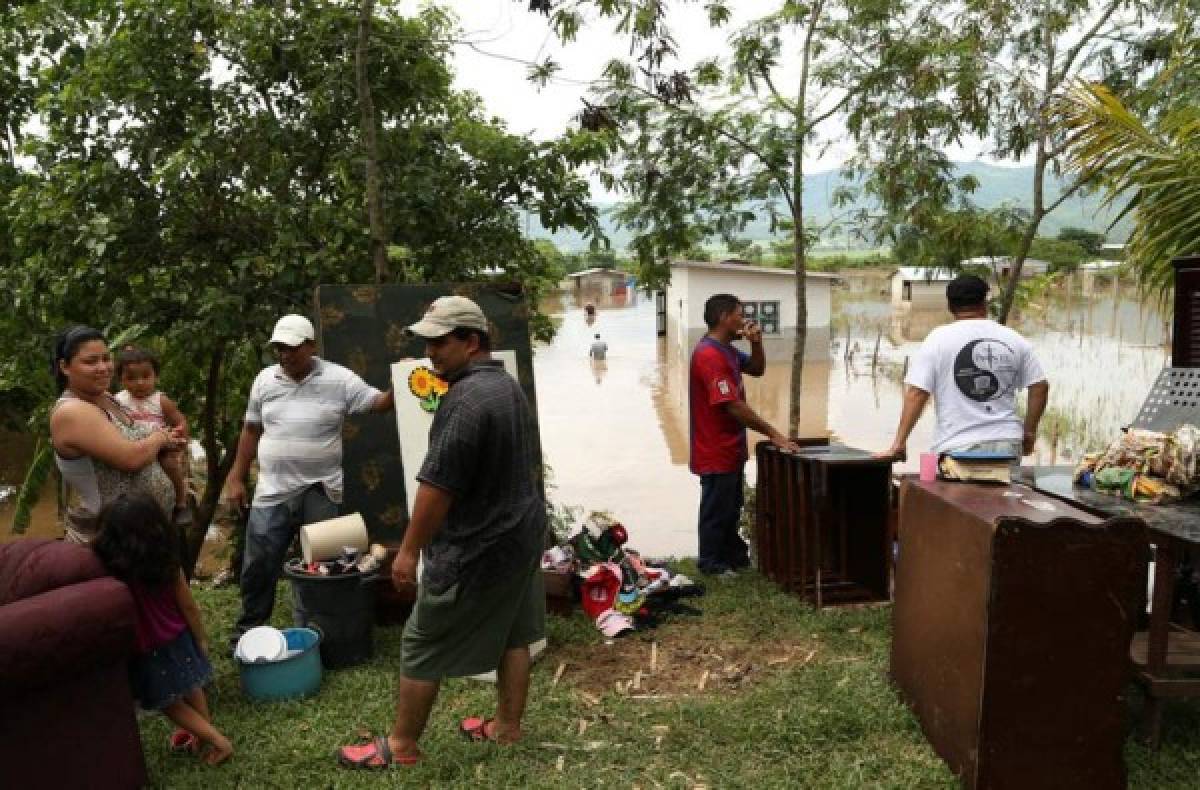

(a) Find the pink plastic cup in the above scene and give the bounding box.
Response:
[919,452,938,482]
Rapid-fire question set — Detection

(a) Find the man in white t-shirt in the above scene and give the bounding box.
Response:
[878,274,1049,461]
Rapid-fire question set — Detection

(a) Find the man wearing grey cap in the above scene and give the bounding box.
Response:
[226,313,395,642]
[337,295,546,770]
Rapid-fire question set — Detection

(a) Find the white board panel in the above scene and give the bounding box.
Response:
[391,352,518,518]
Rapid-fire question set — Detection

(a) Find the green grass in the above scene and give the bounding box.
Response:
[143,566,1200,788]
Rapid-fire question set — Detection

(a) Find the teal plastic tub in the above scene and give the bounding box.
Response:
[238,627,322,702]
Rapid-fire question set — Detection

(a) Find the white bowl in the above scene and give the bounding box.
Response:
[236,626,288,663]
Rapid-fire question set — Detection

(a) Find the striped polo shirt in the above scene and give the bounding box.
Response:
[245,357,381,506]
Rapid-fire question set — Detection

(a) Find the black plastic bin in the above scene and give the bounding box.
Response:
[284,562,375,669]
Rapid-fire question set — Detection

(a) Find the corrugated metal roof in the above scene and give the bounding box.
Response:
[670,259,839,280]
[894,266,956,282]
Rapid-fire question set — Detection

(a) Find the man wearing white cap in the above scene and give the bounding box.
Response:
[337,295,546,770]
[226,313,394,642]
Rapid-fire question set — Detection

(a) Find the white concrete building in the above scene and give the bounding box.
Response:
[890,267,956,308]
[663,259,837,361]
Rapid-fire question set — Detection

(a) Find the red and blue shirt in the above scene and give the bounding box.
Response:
[689,336,750,474]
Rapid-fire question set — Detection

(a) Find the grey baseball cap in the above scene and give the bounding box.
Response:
[405,296,489,338]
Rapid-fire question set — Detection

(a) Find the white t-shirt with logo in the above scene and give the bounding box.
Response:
[905,319,1046,453]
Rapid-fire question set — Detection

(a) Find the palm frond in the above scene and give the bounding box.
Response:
[12,438,53,535]
[1056,79,1200,296]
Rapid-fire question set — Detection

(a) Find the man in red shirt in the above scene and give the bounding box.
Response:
[689,293,799,575]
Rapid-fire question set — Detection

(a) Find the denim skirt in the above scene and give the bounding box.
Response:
[130,629,213,711]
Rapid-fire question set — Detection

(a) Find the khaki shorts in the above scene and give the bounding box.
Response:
[400,559,545,681]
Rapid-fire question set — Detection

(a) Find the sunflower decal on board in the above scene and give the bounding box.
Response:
[408,366,449,413]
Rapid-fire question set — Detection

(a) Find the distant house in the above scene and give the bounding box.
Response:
[1079,260,1122,273]
[567,267,631,298]
[1079,259,1124,295]
[890,267,956,308]
[663,259,837,361]
[960,255,1051,279]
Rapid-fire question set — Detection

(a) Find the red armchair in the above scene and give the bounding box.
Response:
[0,538,147,789]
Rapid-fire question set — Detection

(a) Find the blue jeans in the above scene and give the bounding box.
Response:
[234,485,338,635]
[697,467,748,573]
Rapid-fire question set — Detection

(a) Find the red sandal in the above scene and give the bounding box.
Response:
[459,716,498,742]
[168,729,198,755]
[336,736,420,770]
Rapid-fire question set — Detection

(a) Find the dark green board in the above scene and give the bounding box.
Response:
[314,283,541,544]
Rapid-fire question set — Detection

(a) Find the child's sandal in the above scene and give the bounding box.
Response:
[169,729,199,755]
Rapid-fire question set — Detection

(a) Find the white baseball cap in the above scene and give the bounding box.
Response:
[269,314,315,346]
[405,296,489,338]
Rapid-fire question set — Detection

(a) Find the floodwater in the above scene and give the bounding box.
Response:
[535,272,1169,558]
[3,271,1171,559]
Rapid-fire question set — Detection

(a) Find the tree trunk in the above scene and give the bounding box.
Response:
[788,4,821,437]
[997,14,1055,325]
[356,0,388,284]
[183,341,237,578]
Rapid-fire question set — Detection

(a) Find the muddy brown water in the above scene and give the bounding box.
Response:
[3,272,1169,561]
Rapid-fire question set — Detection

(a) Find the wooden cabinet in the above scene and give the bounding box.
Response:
[891,479,1146,789]
[754,441,891,606]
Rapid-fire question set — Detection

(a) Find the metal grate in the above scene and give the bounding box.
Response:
[1131,367,1200,432]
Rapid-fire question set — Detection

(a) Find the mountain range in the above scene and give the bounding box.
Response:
[525,162,1130,253]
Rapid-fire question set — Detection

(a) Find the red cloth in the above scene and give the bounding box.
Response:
[580,563,622,620]
[128,580,187,654]
[689,337,749,474]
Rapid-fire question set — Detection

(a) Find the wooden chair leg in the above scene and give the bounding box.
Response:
[1141,695,1165,749]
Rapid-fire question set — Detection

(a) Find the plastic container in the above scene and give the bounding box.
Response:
[920,452,939,482]
[285,562,375,669]
[238,627,322,702]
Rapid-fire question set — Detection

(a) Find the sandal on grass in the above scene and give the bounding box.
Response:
[459,716,498,743]
[337,736,419,770]
[168,729,198,755]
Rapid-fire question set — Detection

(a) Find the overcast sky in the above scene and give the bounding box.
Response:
[398,0,999,175]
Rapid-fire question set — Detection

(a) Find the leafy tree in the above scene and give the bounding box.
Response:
[583,248,618,269]
[533,0,991,433]
[725,238,763,262]
[960,0,1178,322]
[1055,3,1198,293]
[1,1,600,567]
[891,205,1028,279]
[532,238,567,278]
[1057,226,1106,256]
[1028,237,1088,271]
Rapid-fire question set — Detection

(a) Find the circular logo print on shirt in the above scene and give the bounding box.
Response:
[953,339,1018,402]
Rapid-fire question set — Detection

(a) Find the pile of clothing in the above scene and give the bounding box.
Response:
[1074,425,1200,503]
[542,513,704,638]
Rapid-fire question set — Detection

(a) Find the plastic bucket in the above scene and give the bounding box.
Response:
[238,627,322,702]
[285,564,375,669]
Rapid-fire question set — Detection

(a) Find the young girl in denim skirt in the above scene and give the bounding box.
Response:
[92,492,233,765]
